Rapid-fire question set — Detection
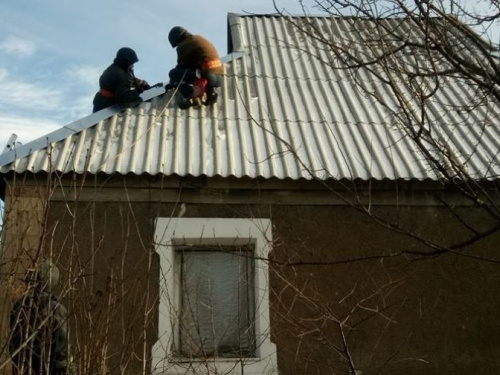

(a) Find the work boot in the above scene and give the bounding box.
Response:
[177,96,202,110]
[204,88,218,106]
[178,96,193,110]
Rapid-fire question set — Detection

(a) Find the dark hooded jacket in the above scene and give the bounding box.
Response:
[10,262,74,375]
[92,47,147,112]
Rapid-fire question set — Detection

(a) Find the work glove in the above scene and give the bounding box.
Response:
[164,83,175,91]
[135,79,150,92]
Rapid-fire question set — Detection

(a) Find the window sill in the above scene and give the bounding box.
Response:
[152,357,278,375]
[153,343,278,375]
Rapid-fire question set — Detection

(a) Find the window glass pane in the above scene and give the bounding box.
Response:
[179,247,255,358]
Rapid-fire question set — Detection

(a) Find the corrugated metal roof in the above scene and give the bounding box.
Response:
[1,14,499,181]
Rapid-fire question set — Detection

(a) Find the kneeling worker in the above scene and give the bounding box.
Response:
[92,47,150,112]
[167,26,223,109]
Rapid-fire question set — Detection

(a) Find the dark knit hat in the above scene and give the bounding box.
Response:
[168,26,188,48]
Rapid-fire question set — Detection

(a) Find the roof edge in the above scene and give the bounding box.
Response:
[0,86,166,168]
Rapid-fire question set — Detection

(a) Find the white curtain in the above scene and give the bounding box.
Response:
[179,249,255,358]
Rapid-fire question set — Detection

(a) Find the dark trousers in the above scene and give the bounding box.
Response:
[169,67,222,98]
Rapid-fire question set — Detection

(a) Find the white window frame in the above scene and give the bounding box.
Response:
[152,218,278,375]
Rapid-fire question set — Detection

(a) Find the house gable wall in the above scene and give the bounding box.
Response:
[1,176,499,375]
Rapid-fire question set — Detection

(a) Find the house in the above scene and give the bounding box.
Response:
[1,13,500,375]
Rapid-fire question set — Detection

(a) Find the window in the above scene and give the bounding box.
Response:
[152,218,277,375]
[178,245,255,358]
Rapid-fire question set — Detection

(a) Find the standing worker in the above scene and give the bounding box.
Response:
[92,47,150,112]
[9,260,75,375]
[167,26,223,109]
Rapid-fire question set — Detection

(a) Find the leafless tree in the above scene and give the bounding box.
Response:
[258,1,500,373]
[2,3,500,374]
[267,0,500,260]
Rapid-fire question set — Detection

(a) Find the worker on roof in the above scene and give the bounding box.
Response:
[92,47,150,112]
[166,26,223,109]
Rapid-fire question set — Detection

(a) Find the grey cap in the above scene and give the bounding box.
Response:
[36,260,60,291]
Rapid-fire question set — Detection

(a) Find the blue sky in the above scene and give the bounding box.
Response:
[1,1,497,151]
[0,0,311,149]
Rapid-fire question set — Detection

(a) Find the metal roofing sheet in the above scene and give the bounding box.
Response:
[1,15,499,181]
